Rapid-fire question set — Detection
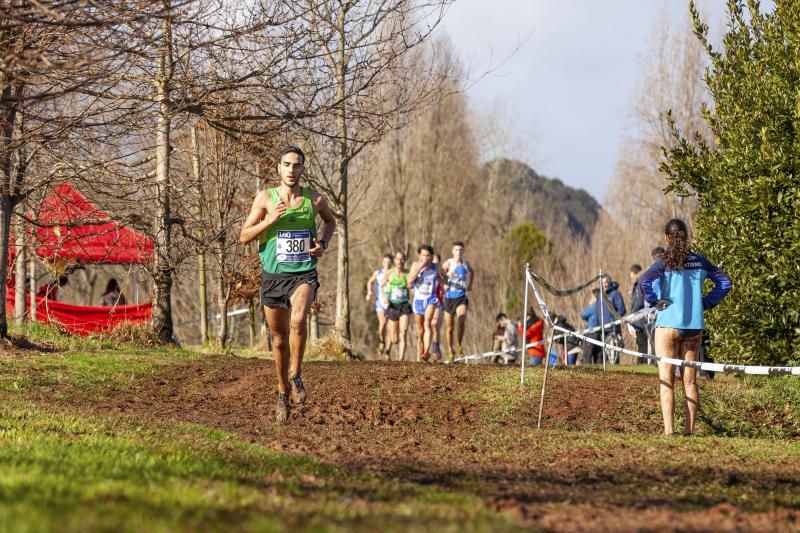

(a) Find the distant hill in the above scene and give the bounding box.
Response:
[480,158,601,240]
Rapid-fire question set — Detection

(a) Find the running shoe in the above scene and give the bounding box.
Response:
[276,393,290,424]
[378,341,385,354]
[290,374,307,404]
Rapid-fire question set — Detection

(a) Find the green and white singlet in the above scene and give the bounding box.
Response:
[386,269,410,305]
[258,187,317,274]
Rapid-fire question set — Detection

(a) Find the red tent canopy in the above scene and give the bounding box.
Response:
[5,183,154,335]
[35,182,153,264]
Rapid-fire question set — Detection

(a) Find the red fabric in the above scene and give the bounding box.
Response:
[520,319,545,358]
[6,288,151,336]
[35,183,153,264]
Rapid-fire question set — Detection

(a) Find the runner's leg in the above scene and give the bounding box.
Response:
[656,328,679,435]
[377,308,387,352]
[414,312,426,361]
[444,310,455,354]
[431,305,442,360]
[423,304,435,357]
[386,318,399,360]
[679,333,702,435]
[265,306,291,395]
[455,303,468,354]
[398,314,409,361]
[288,281,315,378]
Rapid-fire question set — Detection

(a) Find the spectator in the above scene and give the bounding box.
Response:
[519,308,545,365]
[581,288,601,364]
[100,278,127,307]
[640,218,731,435]
[627,264,648,364]
[595,275,626,364]
[553,314,581,365]
[494,313,519,364]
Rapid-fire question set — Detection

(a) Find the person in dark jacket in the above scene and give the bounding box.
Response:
[553,314,580,365]
[580,289,601,364]
[594,275,626,364]
[627,264,648,363]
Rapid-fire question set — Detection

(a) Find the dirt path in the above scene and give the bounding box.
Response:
[79,358,800,531]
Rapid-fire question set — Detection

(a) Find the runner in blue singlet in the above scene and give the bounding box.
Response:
[442,241,474,363]
[408,244,445,362]
[366,253,393,358]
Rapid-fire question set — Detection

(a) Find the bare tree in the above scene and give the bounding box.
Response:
[292,0,454,342]
[75,0,307,342]
[0,1,154,338]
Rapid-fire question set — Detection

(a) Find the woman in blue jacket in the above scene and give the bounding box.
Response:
[640,219,731,436]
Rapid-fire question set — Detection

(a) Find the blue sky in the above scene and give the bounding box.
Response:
[438,1,726,202]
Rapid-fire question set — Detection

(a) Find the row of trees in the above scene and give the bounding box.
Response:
[0,0,455,344]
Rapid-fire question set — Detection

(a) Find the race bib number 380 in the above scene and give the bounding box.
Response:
[276,230,311,263]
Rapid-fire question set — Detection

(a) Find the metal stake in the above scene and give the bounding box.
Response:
[537,328,557,429]
[599,268,606,372]
[520,263,529,386]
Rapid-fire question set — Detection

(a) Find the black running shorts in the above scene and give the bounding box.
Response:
[260,269,319,309]
[386,301,412,321]
[443,295,469,315]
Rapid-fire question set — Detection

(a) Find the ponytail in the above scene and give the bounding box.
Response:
[663,219,689,270]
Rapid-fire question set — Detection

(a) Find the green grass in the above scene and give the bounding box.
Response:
[0,325,522,532]
[0,401,520,532]
[3,324,800,530]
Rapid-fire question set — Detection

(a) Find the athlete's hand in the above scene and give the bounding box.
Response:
[266,201,287,225]
[309,238,324,257]
[365,293,372,302]
[656,299,672,310]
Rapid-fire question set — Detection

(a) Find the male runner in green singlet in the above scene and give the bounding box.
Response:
[240,146,336,424]
[382,251,412,361]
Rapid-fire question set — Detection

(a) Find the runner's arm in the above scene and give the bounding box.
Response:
[639,260,666,307]
[309,193,337,257]
[407,262,420,288]
[366,270,377,301]
[240,191,284,245]
[467,262,475,291]
[700,257,732,309]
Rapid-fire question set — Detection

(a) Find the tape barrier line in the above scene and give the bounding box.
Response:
[454,308,656,365]
[526,267,800,376]
[528,270,602,297]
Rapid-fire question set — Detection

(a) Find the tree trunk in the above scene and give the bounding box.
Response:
[215,250,228,348]
[14,216,26,325]
[333,27,351,342]
[150,6,174,343]
[334,214,350,340]
[0,194,12,338]
[191,126,208,344]
[28,249,36,322]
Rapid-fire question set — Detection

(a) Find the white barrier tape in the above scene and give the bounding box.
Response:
[527,267,800,376]
[454,288,653,364]
[176,307,251,327]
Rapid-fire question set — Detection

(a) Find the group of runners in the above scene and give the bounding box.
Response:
[366,242,474,363]
[241,145,732,436]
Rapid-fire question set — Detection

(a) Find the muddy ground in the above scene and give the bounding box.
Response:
[56,358,800,531]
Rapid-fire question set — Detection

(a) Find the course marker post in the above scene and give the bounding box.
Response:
[537,328,556,429]
[599,267,606,372]
[520,264,529,386]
